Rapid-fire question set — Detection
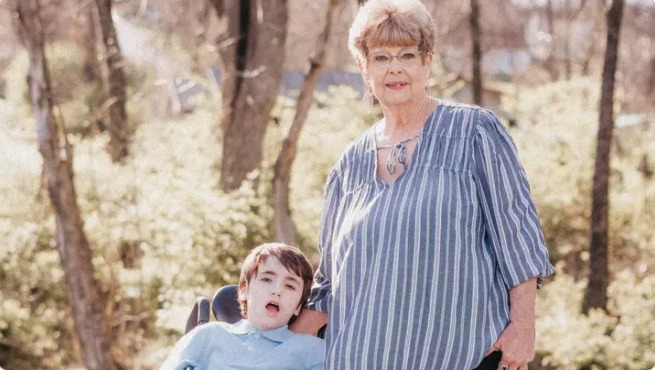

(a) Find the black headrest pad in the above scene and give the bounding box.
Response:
[212,284,242,324]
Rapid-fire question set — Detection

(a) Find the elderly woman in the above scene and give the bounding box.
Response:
[290,1,554,369]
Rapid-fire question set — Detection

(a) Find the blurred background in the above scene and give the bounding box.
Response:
[0,0,654,369]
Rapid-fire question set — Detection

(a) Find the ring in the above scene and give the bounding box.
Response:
[498,365,508,370]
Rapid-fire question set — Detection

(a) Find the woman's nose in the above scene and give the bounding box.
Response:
[388,57,403,72]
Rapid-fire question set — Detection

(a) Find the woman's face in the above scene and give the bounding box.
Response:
[362,45,432,108]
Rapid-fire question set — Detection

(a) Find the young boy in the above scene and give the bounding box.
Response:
[160,243,324,370]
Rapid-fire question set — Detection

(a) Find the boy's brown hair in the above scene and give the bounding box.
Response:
[237,243,314,319]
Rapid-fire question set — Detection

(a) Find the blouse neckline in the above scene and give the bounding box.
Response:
[368,100,442,187]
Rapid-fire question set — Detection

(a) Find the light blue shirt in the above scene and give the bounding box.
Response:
[309,103,555,369]
[160,319,325,370]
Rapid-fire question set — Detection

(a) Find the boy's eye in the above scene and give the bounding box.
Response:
[285,284,297,290]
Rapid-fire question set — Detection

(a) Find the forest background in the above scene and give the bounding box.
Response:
[0,0,654,369]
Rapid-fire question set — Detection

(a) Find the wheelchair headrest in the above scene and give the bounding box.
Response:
[184,297,210,334]
[212,284,242,324]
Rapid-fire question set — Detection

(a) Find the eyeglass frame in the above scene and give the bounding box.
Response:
[366,48,429,68]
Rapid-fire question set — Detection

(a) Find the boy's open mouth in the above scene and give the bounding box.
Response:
[266,302,280,313]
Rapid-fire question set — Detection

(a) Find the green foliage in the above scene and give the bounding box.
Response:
[0,216,76,367]
[512,78,655,278]
[536,268,655,369]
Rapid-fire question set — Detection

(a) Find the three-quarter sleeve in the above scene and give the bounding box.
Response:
[307,169,342,313]
[472,109,555,290]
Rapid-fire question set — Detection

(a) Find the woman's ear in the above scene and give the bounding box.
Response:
[357,60,368,81]
[356,59,364,74]
[426,52,434,79]
[358,60,372,91]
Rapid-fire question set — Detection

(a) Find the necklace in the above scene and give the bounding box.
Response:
[376,98,431,175]
[377,134,420,175]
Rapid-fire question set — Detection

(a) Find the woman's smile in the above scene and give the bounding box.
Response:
[386,81,408,90]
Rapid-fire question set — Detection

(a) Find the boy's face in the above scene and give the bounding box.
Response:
[245,255,304,331]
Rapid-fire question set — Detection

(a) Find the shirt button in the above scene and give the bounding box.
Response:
[254,332,261,338]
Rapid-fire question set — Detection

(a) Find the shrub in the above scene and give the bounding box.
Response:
[536,268,655,369]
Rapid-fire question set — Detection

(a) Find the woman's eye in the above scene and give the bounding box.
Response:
[261,277,272,282]
[400,52,417,61]
[373,54,390,62]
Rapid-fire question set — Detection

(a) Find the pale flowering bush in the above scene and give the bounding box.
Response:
[536,268,655,369]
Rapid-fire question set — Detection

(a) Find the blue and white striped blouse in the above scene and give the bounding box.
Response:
[308,102,555,370]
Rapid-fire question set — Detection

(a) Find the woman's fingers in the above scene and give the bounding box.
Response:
[485,342,502,357]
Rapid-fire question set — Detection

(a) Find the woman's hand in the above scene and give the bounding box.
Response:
[486,320,534,370]
[289,309,328,336]
[487,277,538,370]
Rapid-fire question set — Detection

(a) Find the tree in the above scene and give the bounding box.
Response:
[210,0,289,191]
[583,0,625,314]
[544,0,558,80]
[9,0,116,369]
[470,0,482,106]
[272,0,341,245]
[93,0,130,163]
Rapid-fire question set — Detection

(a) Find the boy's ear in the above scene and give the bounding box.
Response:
[293,303,302,317]
[238,281,248,301]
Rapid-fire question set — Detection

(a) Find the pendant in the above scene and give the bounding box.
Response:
[386,142,408,175]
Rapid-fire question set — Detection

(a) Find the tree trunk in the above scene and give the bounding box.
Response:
[583,0,624,315]
[83,3,100,83]
[470,0,482,106]
[94,0,130,163]
[10,0,116,369]
[564,1,573,81]
[272,0,340,245]
[545,0,559,81]
[191,1,212,73]
[647,56,655,101]
[212,0,288,192]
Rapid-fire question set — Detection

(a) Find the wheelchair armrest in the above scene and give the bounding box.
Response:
[317,324,327,339]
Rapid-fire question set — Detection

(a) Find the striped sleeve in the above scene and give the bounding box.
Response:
[472,109,555,290]
[307,169,341,313]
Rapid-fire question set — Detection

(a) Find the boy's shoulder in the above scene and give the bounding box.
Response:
[282,332,325,369]
[185,321,233,341]
[284,331,325,351]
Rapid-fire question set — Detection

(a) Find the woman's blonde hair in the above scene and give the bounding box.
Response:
[348,0,436,65]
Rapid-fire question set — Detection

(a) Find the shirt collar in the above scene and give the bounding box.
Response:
[229,319,294,343]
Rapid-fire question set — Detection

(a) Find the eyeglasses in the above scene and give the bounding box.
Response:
[367,49,425,68]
